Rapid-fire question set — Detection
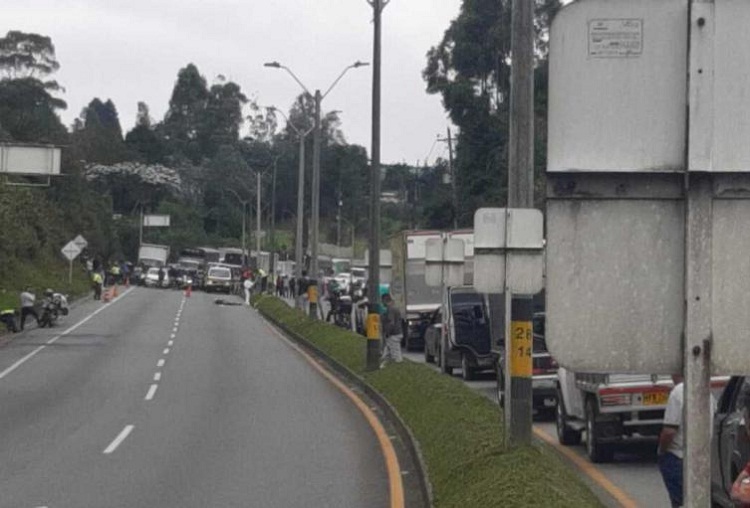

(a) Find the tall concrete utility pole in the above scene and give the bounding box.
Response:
[505,0,535,446]
[365,0,390,371]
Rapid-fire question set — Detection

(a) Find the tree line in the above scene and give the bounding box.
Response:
[0,2,558,281]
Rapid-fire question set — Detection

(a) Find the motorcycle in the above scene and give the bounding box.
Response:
[38,292,69,328]
[327,289,353,330]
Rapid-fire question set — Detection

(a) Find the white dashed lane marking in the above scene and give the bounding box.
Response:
[103,425,134,454]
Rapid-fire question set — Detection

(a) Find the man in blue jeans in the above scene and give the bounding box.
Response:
[657,374,715,507]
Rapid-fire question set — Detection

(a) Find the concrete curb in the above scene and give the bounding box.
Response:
[255,298,433,508]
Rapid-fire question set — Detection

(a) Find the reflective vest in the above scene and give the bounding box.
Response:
[92,273,103,284]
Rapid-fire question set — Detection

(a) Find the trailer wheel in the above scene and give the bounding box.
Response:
[585,398,614,463]
[440,337,453,376]
[461,353,476,381]
[495,361,505,407]
[556,389,582,446]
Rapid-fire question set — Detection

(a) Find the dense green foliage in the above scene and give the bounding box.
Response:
[253,294,603,508]
[0,3,563,301]
[424,0,560,223]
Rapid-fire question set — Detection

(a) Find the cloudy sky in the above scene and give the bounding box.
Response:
[4,0,462,164]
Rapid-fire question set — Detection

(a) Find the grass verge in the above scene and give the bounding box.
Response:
[253,294,604,508]
[0,258,91,312]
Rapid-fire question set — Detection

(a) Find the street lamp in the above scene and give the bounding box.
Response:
[268,106,314,310]
[264,60,369,285]
[226,188,250,266]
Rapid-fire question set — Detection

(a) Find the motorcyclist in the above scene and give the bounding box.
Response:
[326,279,342,323]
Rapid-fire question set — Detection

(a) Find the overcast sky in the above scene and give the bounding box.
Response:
[4,0,462,165]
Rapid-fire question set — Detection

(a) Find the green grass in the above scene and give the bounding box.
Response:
[0,258,92,312]
[253,294,604,508]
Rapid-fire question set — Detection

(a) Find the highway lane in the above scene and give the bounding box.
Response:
[0,287,391,508]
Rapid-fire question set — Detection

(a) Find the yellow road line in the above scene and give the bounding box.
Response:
[533,426,639,508]
[264,320,405,508]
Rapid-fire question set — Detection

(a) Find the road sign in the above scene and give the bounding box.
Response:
[61,241,82,261]
[143,214,170,227]
[473,208,544,295]
[73,234,88,250]
[424,237,465,288]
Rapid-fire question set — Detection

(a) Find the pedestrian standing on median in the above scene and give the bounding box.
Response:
[657,374,716,508]
[19,287,39,331]
[380,293,403,368]
[243,277,254,306]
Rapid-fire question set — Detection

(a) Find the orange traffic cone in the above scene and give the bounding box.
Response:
[124,277,129,287]
[185,284,192,298]
[103,287,112,303]
[113,285,119,298]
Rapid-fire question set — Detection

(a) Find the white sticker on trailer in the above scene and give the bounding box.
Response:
[588,19,643,58]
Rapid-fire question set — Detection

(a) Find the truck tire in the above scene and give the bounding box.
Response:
[440,337,453,376]
[496,361,505,407]
[424,342,435,363]
[461,353,476,381]
[585,398,614,463]
[556,389,582,446]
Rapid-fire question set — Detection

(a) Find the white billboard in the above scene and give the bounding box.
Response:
[143,214,171,227]
[1,144,62,175]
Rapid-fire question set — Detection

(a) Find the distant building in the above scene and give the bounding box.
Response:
[380,191,404,205]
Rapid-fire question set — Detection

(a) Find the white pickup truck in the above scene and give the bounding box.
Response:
[555,370,674,463]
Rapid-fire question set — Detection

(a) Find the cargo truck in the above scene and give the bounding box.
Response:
[138,244,170,268]
[390,230,443,350]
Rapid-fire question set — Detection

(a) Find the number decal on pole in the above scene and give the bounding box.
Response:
[510,320,532,377]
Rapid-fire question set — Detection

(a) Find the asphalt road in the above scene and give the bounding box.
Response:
[0,287,390,508]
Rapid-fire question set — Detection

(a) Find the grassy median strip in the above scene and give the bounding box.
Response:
[254,295,603,508]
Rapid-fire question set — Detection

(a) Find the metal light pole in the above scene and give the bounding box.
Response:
[264,60,369,284]
[256,170,262,264]
[227,188,249,266]
[365,0,389,371]
[269,106,314,308]
[336,195,343,248]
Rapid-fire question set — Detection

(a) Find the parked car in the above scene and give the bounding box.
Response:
[144,267,169,288]
[423,286,494,381]
[712,376,750,506]
[204,265,233,294]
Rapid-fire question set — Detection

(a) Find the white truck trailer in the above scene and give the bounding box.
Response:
[138,244,170,267]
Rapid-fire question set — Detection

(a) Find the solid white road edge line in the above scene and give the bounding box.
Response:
[103,425,134,454]
[157,359,165,367]
[154,372,161,381]
[0,287,135,381]
[145,384,158,401]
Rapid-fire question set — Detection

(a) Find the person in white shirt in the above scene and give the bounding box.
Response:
[658,374,716,507]
[243,278,254,306]
[19,287,38,330]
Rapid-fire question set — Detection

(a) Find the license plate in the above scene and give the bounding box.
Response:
[643,392,668,406]
[543,397,557,407]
